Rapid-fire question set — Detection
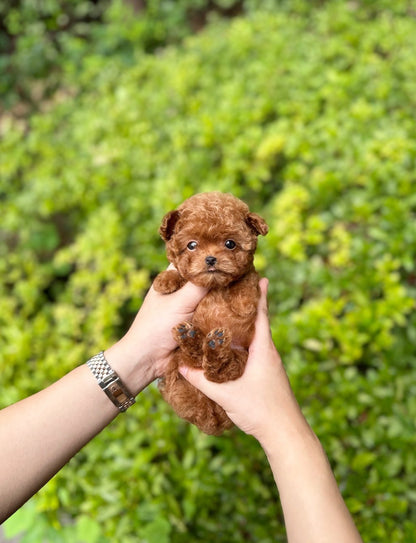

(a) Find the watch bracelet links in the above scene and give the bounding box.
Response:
[86,351,136,412]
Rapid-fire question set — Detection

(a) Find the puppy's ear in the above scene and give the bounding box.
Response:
[246,212,269,236]
[159,210,180,241]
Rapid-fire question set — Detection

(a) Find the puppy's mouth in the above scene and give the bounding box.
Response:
[189,267,238,288]
[203,266,236,282]
[204,263,229,275]
[198,266,229,279]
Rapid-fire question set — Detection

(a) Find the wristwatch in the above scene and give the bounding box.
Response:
[86,351,136,412]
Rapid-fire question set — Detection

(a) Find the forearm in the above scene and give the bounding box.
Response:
[0,364,121,522]
[0,334,155,526]
[260,410,362,543]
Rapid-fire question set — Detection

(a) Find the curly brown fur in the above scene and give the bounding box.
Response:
[154,192,268,435]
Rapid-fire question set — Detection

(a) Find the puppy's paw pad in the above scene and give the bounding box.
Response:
[206,328,231,350]
[173,322,199,343]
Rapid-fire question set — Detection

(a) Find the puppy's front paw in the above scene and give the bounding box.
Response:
[172,321,203,362]
[153,270,185,294]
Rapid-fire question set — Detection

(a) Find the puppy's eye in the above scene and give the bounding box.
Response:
[187,241,198,251]
[225,239,236,250]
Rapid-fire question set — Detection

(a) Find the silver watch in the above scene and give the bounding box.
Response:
[86,351,136,412]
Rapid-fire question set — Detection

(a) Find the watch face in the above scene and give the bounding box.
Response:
[108,381,128,404]
[87,352,135,412]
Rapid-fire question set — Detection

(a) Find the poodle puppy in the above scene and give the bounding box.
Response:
[153,192,268,435]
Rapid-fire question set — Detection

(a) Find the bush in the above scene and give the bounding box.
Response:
[3,0,415,110]
[2,1,416,541]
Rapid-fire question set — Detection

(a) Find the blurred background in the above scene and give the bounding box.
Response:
[1,1,416,541]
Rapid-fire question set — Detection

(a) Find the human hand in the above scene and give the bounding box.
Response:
[105,272,208,395]
[179,278,303,445]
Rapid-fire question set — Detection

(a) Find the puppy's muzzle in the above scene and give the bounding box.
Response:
[205,256,217,267]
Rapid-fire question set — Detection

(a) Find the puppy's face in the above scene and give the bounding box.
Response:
[159,193,268,289]
[168,224,256,288]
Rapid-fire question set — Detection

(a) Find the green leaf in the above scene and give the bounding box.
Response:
[141,518,171,543]
[3,502,37,538]
[75,515,102,543]
[351,452,377,472]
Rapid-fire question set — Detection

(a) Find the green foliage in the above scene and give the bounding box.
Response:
[0,0,109,109]
[2,1,416,541]
[2,0,415,109]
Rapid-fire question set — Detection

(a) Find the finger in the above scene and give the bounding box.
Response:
[250,277,272,349]
[258,277,269,316]
[255,277,270,329]
[179,366,212,396]
[173,281,208,312]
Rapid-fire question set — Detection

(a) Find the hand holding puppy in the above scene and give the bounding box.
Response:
[178,278,299,445]
[104,277,208,395]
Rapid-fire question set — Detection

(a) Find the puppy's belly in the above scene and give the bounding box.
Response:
[192,296,254,350]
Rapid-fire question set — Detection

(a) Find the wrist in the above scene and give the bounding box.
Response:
[104,339,155,397]
[254,402,316,457]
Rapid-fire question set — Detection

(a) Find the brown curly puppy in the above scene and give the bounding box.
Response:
[153,192,268,435]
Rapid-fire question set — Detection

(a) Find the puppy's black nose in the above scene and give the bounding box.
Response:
[205,256,217,267]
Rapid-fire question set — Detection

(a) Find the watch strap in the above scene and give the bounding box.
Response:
[86,351,136,412]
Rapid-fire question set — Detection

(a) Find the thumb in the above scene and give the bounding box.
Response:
[257,277,269,317]
[247,277,274,359]
[252,278,271,339]
[179,365,215,397]
[173,281,208,313]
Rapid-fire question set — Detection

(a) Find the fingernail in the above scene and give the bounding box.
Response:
[178,366,188,378]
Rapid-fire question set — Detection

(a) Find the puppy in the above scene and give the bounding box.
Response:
[153,192,268,435]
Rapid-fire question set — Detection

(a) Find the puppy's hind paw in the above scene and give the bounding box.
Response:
[204,328,246,383]
[205,328,231,351]
[174,321,196,341]
[172,321,203,360]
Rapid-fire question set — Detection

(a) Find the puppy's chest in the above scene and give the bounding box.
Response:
[192,287,258,347]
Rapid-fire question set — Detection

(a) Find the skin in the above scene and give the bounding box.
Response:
[0,280,207,523]
[179,279,363,543]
